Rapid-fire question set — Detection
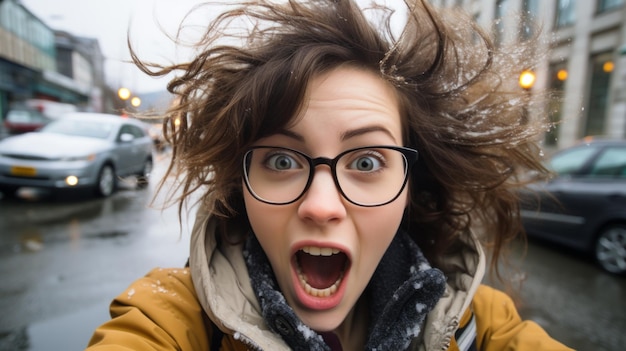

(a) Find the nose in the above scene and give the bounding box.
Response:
[297,166,347,224]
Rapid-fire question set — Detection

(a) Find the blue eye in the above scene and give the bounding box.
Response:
[266,153,301,170]
[349,155,382,171]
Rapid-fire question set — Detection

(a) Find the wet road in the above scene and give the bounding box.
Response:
[0,156,624,351]
[0,155,191,350]
[488,238,626,351]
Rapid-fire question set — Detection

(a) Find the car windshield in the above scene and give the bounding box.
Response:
[41,119,114,139]
[549,145,599,175]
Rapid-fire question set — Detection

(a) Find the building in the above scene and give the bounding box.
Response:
[0,0,106,120]
[431,0,626,150]
[55,31,107,112]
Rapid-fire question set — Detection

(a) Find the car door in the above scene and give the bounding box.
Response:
[520,144,599,247]
[127,124,152,173]
[567,145,626,244]
[114,124,137,176]
[524,144,626,249]
[522,176,590,248]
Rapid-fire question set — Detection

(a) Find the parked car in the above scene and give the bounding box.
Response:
[3,108,53,134]
[3,100,78,135]
[519,138,626,275]
[0,112,154,198]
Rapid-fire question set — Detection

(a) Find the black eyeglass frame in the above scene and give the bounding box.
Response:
[242,145,419,207]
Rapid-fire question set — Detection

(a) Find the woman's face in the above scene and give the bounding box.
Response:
[243,66,408,332]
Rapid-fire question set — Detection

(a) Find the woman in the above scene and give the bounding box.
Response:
[87,0,572,350]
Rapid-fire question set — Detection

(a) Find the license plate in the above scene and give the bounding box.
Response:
[10,166,37,177]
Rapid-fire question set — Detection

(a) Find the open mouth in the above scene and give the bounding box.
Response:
[294,246,349,298]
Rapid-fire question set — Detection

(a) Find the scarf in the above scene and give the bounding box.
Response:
[243,230,446,350]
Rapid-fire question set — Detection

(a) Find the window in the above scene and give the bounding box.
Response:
[555,0,575,28]
[550,145,599,175]
[119,124,146,139]
[494,0,510,46]
[129,125,146,138]
[590,147,626,178]
[597,0,624,13]
[584,53,613,137]
[521,0,539,39]
[545,63,567,146]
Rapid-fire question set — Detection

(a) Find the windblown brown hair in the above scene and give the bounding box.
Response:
[132,0,550,279]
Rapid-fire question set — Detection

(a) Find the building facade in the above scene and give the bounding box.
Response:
[431,0,626,150]
[0,0,106,121]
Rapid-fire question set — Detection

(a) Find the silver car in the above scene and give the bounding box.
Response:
[0,112,154,198]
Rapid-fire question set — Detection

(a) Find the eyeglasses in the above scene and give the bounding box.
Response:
[243,145,418,207]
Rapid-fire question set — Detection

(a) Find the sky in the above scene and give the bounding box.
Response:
[19,0,406,94]
[20,0,212,93]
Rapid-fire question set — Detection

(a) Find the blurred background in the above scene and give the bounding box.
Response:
[0,0,625,350]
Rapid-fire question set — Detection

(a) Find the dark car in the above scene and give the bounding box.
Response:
[519,138,626,274]
[0,112,154,198]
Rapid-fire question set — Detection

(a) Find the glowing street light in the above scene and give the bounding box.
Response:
[118,87,131,100]
[519,69,536,90]
[130,97,142,108]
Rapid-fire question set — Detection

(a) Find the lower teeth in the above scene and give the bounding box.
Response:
[297,270,342,297]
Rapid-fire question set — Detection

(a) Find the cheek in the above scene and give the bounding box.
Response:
[357,190,408,262]
[370,188,407,230]
[244,190,274,237]
[243,190,290,257]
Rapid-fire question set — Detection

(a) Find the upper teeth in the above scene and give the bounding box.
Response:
[301,246,340,256]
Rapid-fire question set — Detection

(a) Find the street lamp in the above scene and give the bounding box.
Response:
[117,87,131,101]
[519,69,536,90]
[518,70,536,125]
[130,97,141,108]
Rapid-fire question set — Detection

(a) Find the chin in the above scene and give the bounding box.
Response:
[294,307,348,332]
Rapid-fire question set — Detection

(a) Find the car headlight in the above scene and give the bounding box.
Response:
[61,154,97,162]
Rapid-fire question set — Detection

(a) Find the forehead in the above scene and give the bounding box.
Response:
[255,65,405,151]
[304,67,401,129]
[307,66,400,109]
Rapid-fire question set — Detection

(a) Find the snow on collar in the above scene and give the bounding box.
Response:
[243,230,446,351]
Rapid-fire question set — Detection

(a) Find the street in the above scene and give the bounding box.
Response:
[0,155,191,350]
[0,156,624,351]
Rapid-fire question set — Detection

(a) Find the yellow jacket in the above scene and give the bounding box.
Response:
[87,207,573,350]
[86,268,572,350]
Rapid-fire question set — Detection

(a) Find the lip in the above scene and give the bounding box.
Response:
[290,241,351,310]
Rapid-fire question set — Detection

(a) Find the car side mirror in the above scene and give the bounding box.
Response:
[120,133,134,142]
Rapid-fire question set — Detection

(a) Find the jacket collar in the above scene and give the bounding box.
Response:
[189,204,485,350]
[243,230,446,350]
[419,232,486,350]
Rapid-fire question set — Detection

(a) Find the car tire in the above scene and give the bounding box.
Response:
[95,164,116,197]
[594,223,626,275]
[136,158,153,189]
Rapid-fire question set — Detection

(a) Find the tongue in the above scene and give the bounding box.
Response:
[297,252,347,289]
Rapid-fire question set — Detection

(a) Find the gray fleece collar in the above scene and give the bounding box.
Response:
[243,230,446,351]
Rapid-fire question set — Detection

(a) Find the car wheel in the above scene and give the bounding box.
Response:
[136,158,153,189]
[95,164,116,197]
[594,224,626,275]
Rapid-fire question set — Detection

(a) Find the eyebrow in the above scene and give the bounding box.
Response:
[277,125,397,143]
[341,126,397,143]
[277,129,305,141]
